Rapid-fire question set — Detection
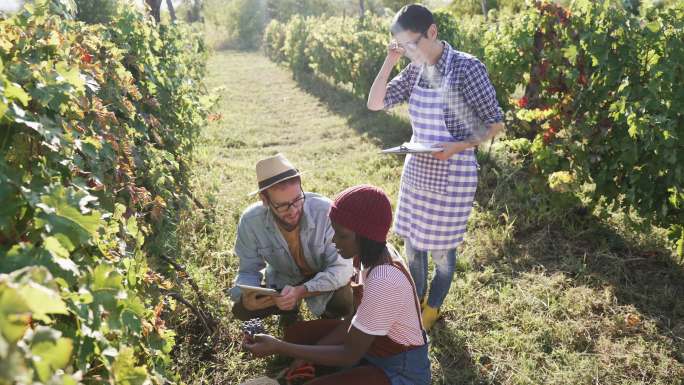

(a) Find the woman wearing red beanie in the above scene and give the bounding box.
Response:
[245,185,431,385]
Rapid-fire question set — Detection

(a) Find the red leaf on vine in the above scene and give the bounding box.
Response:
[81,53,93,64]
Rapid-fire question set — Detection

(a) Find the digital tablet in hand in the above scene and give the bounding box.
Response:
[381,142,442,154]
[237,284,280,296]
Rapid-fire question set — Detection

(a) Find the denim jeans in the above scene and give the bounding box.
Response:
[405,238,457,309]
[363,332,431,385]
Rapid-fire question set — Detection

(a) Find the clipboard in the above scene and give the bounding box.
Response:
[237,284,280,296]
[381,142,442,154]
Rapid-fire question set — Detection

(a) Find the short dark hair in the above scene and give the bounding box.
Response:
[391,4,434,36]
[358,235,387,267]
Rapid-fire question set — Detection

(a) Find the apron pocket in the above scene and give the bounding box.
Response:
[404,154,451,194]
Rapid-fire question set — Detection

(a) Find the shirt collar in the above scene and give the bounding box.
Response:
[435,41,452,75]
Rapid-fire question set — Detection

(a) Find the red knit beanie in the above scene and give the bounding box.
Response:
[329,185,393,243]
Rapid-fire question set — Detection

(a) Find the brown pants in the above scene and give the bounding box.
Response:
[232,283,354,321]
[284,320,391,385]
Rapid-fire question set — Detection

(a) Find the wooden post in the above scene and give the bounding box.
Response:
[166,0,176,21]
[145,0,162,23]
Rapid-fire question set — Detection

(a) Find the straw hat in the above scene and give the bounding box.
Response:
[249,153,303,195]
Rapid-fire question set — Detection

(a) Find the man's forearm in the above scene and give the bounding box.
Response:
[295,284,320,298]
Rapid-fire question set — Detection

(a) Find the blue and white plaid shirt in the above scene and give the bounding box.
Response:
[383,41,504,141]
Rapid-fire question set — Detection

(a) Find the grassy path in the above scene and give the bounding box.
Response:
[171,50,684,385]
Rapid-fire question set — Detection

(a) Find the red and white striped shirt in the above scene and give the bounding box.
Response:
[351,263,424,346]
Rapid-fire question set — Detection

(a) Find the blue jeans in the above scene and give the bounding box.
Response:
[405,238,457,309]
[363,332,431,385]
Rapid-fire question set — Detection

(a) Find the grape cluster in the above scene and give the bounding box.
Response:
[241,318,265,338]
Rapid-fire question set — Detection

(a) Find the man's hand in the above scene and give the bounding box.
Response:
[273,285,306,311]
[432,141,470,161]
[242,291,276,311]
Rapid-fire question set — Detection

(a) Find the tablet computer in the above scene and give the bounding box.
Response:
[381,142,441,154]
[237,284,280,296]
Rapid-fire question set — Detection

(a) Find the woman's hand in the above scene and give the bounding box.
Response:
[243,334,282,358]
[386,40,406,66]
[368,40,405,111]
[432,142,470,161]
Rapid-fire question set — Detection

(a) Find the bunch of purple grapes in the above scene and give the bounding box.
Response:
[241,318,265,338]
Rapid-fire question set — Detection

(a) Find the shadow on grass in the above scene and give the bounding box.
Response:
[474,153,684,359]
[430,326,498,385]
[293,71,413,148]
[521,218,684,336]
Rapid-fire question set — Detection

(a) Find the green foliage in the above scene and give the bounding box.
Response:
[266,14,389,96]
[380,0,415,11]
[434,10,488,60]
[179,0,203,23]
[204,0,267,49]
[500,1,684,257]
[448,0,499,16]
[74,0,119,24]
[283,15,312,77]
[263,19,287,62]
[231,0,267,49]
[306,14,389,96]
[208,0,394,49]
[0,0,210,383]
[266,0,338,22]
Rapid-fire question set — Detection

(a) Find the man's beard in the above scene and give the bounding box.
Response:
[272,209,302,231]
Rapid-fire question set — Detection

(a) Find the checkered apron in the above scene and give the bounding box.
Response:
[394,49,479,251]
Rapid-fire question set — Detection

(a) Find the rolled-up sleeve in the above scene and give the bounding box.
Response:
[229,215,265,303]
[303,216,353,293]
[383,64,416,110]
[461,60,504,124]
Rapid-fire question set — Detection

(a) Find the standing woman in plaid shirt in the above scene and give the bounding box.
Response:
[367,4,505,330]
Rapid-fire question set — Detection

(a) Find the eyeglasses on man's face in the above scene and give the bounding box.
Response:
[269,193,305,213]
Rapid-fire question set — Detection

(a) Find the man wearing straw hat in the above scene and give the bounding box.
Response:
[228,153,354,323]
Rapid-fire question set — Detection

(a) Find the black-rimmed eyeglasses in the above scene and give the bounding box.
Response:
[269,193,305,213]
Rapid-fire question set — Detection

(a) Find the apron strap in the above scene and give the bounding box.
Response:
[387,259,428,345]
